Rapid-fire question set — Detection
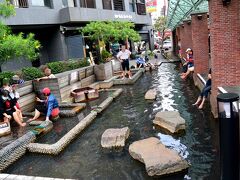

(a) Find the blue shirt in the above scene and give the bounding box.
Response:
[46,94,59,117]
[136,57,145,64]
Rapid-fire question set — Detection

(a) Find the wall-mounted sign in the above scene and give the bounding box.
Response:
[114,14,133,19]
[146,0,157,13]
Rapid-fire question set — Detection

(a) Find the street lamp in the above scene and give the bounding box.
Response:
[217,93,239,180]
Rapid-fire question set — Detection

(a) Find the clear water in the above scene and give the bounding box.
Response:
[5,63,220,179]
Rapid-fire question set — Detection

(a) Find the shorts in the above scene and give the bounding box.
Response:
[36,102,47,115]
[121,59,130,71]
[6,109,15,117]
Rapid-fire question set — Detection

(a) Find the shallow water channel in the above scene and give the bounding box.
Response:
[5,63,220,179]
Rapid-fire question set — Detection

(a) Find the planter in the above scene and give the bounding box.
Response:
[94,61,113,81]
[71,87,99,103]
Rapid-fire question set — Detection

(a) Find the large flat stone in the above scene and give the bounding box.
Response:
[101,127,130,148]
[145,89,157,100]
[129,137,189,176]
[153,111,186,134]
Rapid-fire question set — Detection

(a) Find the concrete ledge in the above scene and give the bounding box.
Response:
[0,174,75,180]
[113,69,144,85]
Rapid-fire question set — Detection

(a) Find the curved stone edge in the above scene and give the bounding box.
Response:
[113,69,144,85]
[0,131,36,172]
[27,111,98,155]
[27,88,122,155]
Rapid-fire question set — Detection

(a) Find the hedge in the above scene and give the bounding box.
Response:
[0,58,91,82]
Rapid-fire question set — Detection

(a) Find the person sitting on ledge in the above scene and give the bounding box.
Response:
[136,56,146,68]
[37,67,56,81]
[28,87,59,123]
[192,68,212,109]
[0,89,26,127]
[181,48,194,79]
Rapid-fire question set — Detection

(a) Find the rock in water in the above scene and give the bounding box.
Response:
[153,111,186,134]
[129,137,189,176]
[101,127,130,148]
[145,89,157,100]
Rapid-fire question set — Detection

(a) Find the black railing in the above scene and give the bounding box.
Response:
[11,0,29,8]
[136,3,146,15]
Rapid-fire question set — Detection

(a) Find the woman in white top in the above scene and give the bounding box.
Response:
[117,45,132,79]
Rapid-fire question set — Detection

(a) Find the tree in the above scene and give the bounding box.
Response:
[0,0,40,67]
[82,21,140,63]
[82,21,140,45]
[154,16,167,45]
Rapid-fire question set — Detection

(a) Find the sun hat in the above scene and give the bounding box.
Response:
[186,48,192,52]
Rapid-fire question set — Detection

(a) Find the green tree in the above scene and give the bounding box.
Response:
[82,21,140,44]
[154,16,167,45]
[0,0,40,67]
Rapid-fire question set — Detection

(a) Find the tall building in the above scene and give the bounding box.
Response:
[2,0,153,71]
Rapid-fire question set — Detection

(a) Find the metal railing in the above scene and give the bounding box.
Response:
[11,0,29,8]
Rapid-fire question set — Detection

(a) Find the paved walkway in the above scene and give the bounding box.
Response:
[0,173,75,180]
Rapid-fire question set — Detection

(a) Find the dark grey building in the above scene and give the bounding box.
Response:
[2,0,153,71]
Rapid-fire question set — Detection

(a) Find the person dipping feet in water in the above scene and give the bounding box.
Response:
[0,89,26,127]
[117,45,132,79]
[28,87,59,123]
[192,69,212,109]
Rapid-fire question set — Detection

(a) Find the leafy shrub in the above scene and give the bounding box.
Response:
[22,67,44,81]
[101,50,112,63]
[67,59,90,70]
[47,61,66,74]
[0,71,15,86]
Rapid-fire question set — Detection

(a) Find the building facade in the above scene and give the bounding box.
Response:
[2,0,153,71]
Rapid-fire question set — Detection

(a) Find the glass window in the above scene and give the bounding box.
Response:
[102,0,112,10]
[113,0,124,11]
[62,0,76,7]
[129,3,135,12]
[32,0,52,8]
[80,0,96,8]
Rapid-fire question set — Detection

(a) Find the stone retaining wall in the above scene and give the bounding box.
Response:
[17,66,95,112]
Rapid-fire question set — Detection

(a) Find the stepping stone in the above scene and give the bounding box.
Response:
[145,89,157,100]
[29,121,43,126]
[101,127,130,148]
[129,137,189,176]
[153,111,186,134]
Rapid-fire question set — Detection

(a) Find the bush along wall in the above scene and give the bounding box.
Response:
[0,58,91,82]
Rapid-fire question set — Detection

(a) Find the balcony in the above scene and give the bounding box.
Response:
[10,0,29,8]
[136,3,146,15]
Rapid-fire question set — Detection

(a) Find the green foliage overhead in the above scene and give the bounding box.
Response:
[0,0,40,64]
[81,21,141,43]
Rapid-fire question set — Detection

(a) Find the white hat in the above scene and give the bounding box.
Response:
[186,48,192,52]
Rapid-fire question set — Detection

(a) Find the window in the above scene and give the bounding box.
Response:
[32,0,52,8]
[129,0,135,12]
[62,0,76,7]
[80,0,95,8]
[10,0,29,8]
[113,0,124,11]
[102,0,112,10]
